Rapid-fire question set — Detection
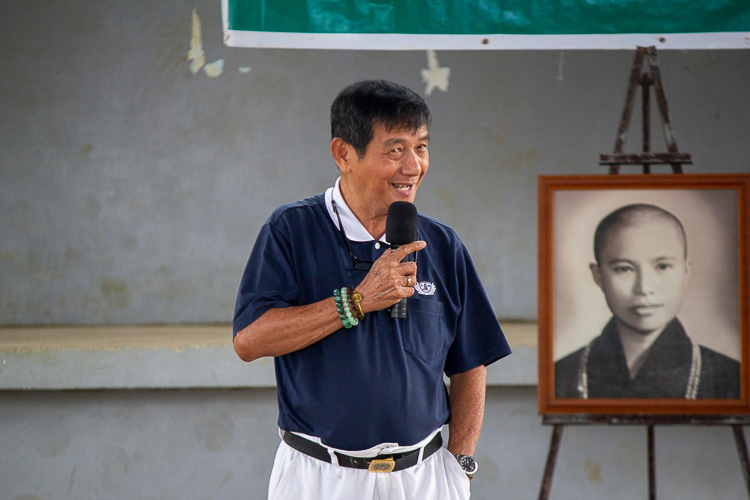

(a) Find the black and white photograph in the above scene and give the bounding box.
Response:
[538,174,750,414]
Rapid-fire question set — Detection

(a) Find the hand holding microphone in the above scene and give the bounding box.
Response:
[385,201,419,318]
[354,202,422,317]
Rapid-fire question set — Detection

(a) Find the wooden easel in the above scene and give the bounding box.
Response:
[539,415,750,500]
[538,46,750,500]
[599,45,691,174]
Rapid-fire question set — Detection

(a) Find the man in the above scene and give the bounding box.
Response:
[233,80,511,499]
[555,203,739,399]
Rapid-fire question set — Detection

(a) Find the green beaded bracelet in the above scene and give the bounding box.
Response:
[334,287,355,329]
[340,287,358,327]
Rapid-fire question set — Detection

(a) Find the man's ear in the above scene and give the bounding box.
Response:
[331,138,354,173]
[590,262,603,289]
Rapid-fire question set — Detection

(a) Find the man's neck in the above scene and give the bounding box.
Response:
[615,320,667,380]
[339,180,386,240]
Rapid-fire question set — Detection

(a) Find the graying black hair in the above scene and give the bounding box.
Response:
[330,80,431,158]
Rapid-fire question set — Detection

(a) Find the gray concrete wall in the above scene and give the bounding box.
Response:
[3,388,749,500]
[2,0,750,498]
[2,0,749,324]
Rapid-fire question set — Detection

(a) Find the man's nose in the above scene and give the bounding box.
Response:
[401,150,422,175]
[633,268,655,295]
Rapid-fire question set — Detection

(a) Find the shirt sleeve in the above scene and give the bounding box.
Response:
[233,221,301,337]
[443,241,511,377]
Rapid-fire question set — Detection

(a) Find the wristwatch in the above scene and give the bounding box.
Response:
[452,453,478,478]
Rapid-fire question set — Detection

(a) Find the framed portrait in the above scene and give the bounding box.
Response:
[538,174,750,415]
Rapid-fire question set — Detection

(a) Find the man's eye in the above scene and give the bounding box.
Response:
[612,266,633,274]
[656,262,673,271]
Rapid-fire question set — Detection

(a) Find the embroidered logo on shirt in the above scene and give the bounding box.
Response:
[414,282,436,295]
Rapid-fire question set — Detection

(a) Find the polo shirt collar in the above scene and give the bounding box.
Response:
[325,177,387,243]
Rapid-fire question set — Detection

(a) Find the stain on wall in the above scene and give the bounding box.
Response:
[36,432,69,458]
[195,413,235,451]
[585,458,603,483]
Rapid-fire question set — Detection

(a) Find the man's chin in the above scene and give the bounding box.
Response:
[618,318,670,336]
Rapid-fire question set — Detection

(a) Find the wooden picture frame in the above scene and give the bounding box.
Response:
[538,174,750,415]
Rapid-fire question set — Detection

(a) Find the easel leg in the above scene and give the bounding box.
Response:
[538,424,563,500]
[648,424,656,500]
[731,425,750,498]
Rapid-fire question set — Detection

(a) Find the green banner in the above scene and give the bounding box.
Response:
[222,0,750,49]
[228,0,749,35]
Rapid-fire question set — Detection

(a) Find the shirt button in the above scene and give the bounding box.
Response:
[374,242,381,249]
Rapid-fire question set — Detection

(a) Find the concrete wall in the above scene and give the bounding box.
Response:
[1,0,749,498]
[3,1,749,324]
[3,388,749,499]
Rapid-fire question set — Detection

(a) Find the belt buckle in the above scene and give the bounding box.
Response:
[368,456,395,473]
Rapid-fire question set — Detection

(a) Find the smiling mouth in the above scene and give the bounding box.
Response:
[392,183,414,193]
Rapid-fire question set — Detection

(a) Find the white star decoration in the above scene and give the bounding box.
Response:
[420,50,450,96]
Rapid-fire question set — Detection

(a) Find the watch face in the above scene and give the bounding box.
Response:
[457,455,478,475]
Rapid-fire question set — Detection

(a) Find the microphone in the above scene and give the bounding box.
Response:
[385,201,418,319]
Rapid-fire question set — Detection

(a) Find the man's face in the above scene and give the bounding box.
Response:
[590,219,690,335]
[346,123,429,218]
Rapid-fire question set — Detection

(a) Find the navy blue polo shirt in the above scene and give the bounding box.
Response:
[233,191,510,451]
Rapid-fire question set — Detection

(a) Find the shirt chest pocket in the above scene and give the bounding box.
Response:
[398,299,446,364]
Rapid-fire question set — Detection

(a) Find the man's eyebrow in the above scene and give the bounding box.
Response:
[605,255,680,266]
[383,138,404,148]
[606,258,634,266]
[383,133,429,148]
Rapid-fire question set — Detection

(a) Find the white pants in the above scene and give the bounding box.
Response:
[267,440,471,500]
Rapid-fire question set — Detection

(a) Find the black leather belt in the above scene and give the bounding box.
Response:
[282,431,443,473]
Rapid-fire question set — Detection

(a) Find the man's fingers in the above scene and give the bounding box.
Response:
[372,240,425,265]
[394,262,417,277]
[389,240,426,260]
[356,241,423,312]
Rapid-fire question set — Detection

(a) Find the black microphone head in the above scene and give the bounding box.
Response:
[386,201,418,246]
